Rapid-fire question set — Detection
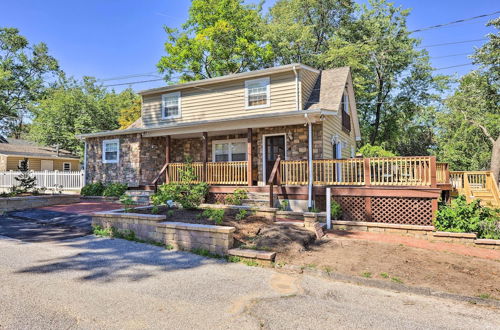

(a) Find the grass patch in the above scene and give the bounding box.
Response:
[380,272,389,278]
[391,277,403,284]
[478,293,491,299]
[92,225,174,250]
[323,266,333,275]
[190,248,224,259]
[361,272,372,278]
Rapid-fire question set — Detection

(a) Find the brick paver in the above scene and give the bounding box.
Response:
[327,230,500,260]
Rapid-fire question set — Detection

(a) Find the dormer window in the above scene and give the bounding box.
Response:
[162,92,181,119]
[245,77,270,109]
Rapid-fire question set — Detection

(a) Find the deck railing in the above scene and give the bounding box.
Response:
[207,161,247,185]
[449,171,500,206]
[167,162,204,183]
[0,170,84,190]
[369,157,432,186]
[280,160,308,185]
[312,159,365,185]
[436,162,449,184]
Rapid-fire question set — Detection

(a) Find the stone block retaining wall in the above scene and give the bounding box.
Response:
[92,209,235,255]
[0,195,81,212]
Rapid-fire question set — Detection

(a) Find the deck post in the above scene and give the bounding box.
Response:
[326,187,331,230]
[165,135,171,183]
[247,128,253,186]
[363,158,371,186]
[430,156,437,188]
[202,132,208,182]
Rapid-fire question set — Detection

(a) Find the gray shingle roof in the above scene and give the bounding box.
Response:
[305,67,350,111]
[0,138,79,159]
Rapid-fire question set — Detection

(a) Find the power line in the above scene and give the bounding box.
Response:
[433,63,474,71]
[419,38,487,48]
[410,11,500,33]
[431,52,472,59]
[98,72,161,82]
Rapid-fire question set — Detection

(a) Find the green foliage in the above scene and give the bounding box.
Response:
[202,208,225,225]
[102,183,128,197]
[225,188,248,205]
[119,195,135,213]
[358,144,396,158]
[80,182,106,196]
[321,0,448,153]
[380,272,389,279]
[92,225,114,237]
[151,162,208,209]
[330,200,342,219]
[264,0,354,67]
[190,248,223,259]
[235,209,248,221]
[0,27,60,137]
[435,196,500,239]
[117,93,141,129]
[157,0,273,82]
[151,206,159,214]
[391,277,403,284]
[14,158,36,193]
[279,200,289,211]
[28,77,138,157]
[361,272,372,278]
[166,209,174,217]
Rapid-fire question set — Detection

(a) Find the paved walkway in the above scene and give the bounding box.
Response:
[327,230,500,260]
[37,201,123,214]
[0,235,498,329]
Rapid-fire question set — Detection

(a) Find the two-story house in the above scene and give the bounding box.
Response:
[80,63,361,209]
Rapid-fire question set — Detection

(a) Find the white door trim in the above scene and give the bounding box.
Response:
[262,133,287,185]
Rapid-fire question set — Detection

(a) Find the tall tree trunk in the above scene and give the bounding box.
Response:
[490,136,500,185]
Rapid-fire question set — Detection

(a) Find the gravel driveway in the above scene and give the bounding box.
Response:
[0,235,498,329]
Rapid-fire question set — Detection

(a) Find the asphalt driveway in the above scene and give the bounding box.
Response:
[0,235,498,329]
[0,201,121,242]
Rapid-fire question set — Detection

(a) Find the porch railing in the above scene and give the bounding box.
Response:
[449,171,500,206]
[369,157,432,186]
[313,159,365,185]
[206,161,247,185]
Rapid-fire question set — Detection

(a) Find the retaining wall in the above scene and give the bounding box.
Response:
[0,194,81,212]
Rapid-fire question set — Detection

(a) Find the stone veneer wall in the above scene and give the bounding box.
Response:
[85,123,324,186]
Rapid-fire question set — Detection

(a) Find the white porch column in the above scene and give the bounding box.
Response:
[308,121,313,209]
[83,140,87,185]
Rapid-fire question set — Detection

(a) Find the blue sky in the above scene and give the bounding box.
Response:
[1,0,498,92]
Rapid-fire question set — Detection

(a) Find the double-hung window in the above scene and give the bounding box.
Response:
[213,139,247,162]
[245,77,270,109]
[63,162,71,171]
[102,139,119,164]
[162,92,181,119]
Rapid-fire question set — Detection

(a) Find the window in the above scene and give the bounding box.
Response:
[102,139,119,164]
[212,139,247,162]
[341,92,351,133]
[245,77,270,109]
[162,92,181,119]
[342,92,349,113]
[63,162,71,171]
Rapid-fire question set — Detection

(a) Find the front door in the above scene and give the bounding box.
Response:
[265,135,285,183]
[41,160,54,171]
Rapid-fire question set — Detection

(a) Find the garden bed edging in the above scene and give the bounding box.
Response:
[0,194,81,212]
[92,207,236,255]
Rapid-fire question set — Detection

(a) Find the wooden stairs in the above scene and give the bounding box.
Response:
[450,171,500,207]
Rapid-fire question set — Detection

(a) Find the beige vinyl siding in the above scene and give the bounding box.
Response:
[5,157,80,171]
[0,155,6,171]
[300,69,319,109]
[142,71,297,127]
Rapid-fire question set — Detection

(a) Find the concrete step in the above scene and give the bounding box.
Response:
[124,190,153,205]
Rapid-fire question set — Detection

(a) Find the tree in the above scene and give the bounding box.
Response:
[29,76,137,157]
[264,0,354,67]
[14,158,36,193]
[0,27,59,137]
[157,0,273,82]
[117,90,141,129]
[436,18,500,182]
[320,0,448,153]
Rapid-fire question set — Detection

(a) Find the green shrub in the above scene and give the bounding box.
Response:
[279,200,289,211]
[225,188,248,205]
[435,195,500,239]
[167,209,174,217]
[151,162,208,209]
[81,182,105,196]
[202,208,225,225]
[235,209,248,221]
[330,200,343,219]
[358,144,396,157]
[103,183,128,197]
[119,195,135,213]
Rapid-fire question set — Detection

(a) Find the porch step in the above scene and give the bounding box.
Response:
[124,190,154,205]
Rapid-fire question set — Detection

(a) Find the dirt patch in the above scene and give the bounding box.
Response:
[278,233,500,299]
[130,207,314,251]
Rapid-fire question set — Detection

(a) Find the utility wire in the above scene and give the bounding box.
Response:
[418,38,487,48]
[409,11,500,33]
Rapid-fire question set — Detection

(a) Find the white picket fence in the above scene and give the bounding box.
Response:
[0,170,84,191]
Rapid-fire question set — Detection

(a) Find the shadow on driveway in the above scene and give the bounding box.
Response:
[13,236,220,282]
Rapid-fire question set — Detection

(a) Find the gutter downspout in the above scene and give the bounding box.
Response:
[83,140,87,185]
[293,66,299,110]
[304,114,313,209]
